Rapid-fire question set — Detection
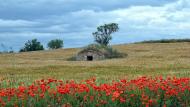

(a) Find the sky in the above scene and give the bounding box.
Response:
[0,0,190,51]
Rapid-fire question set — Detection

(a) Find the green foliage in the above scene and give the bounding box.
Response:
[20,39,44,52]
[1,77,190,107]
[93,23,119,46]
[67,56,77,61]
[138,38,190,43]
[104,46,126,59]
[79,44,106,53]
[47,39,64,49]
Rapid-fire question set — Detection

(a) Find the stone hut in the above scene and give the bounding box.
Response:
[76,49,105,61]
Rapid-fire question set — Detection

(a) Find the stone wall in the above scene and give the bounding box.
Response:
[76,51,105,61]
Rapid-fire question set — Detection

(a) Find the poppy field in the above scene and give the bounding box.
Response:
[0,76,190,107]
[0,43,190,107]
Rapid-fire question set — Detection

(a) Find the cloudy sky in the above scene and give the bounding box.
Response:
[0,0,190,51]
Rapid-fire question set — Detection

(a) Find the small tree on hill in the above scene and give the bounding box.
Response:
[92,23,119,46]
[47,39,63,49]
[20,39,44,52]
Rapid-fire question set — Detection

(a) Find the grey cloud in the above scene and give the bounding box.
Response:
[0,0,176,20]
[0,0,189,52]
[0,19,41,27]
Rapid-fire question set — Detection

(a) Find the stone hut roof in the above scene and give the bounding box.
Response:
[78,48,104,55]
[76,48,105,61]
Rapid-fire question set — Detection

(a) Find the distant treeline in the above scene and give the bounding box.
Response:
[0,38,64,53]
[136,39,190,43]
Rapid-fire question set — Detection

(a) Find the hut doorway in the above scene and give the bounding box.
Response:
[87,56,93,61]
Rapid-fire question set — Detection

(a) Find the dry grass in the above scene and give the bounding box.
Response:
[0,42,190,83]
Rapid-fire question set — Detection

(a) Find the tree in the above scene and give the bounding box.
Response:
[20,39,44,52]
[92,23,119,46]
[47,39,63,49]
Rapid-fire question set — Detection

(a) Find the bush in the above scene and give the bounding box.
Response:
[137,38,190,43]
[67,56,77,61]
[104,47,126,59]
[20,39,44,52]
[47,39,64,49]
[79,44,106,53]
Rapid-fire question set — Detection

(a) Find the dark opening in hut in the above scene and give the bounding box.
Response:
[87,56,93,61]
[76,49,105,61]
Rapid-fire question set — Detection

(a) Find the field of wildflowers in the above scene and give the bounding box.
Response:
[0,76,189,107]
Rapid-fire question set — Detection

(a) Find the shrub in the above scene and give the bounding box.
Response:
[20,39,44,52]
[79,44,106,53]
[137,38,190,43]
[67,56,77,61]
[47,39,64,49]
[104,46,126,59]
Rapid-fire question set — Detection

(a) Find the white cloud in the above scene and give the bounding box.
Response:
[66,0,190,32]
[0,19,40,27]
[0,0,190,51]
[114,0,190,31]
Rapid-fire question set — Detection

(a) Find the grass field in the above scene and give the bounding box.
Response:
[0,42,190,83]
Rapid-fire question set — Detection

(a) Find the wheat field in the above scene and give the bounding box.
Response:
[0,42,190,83]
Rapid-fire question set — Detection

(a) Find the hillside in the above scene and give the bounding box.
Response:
[0,42,190,82]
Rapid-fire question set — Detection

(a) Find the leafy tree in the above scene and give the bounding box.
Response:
[92,23,119,46]
[20,39,44,52]
[47,39,64,49]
